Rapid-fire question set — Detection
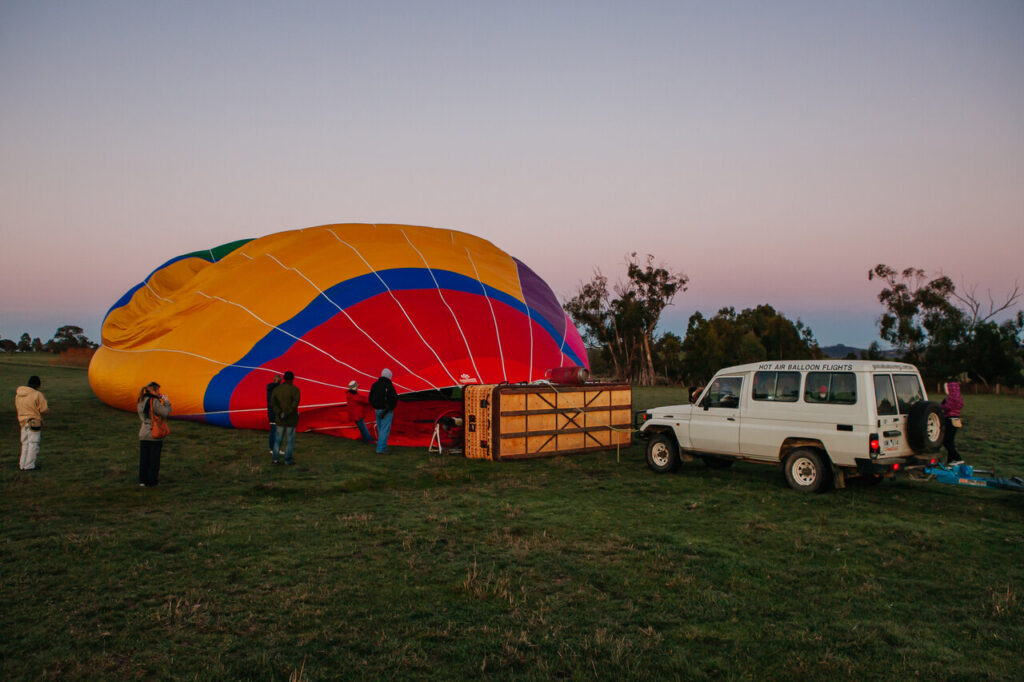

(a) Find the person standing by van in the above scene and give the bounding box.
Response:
[15,375,49,471]
[941,381,964,465]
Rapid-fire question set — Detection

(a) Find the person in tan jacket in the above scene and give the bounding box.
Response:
[15,375,49,470]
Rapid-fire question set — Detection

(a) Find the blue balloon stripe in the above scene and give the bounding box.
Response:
[203,268,583,422]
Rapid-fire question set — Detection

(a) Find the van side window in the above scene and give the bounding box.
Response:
[893,374,924,414]
[873,375,898,415]
[753,371,800,402]
[805,372,857,404]
[703,376,742,408]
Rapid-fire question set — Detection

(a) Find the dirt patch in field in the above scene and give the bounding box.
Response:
[53,347,95,367]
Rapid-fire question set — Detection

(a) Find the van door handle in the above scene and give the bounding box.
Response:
[836,424,853,431]
[727,417,736,421]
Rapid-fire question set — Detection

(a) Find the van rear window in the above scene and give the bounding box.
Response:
[753,371,800,402]
[805,372,857,404]
[893,374,924,414]
[873,375,898,415]
[873,374,923,415]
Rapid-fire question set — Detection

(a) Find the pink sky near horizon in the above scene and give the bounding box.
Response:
[2,1,1022,348]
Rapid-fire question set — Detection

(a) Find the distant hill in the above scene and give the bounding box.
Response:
[821,344,863,359]
[821,344,902,360]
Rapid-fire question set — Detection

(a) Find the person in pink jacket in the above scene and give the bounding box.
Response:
[941,381,964,465]
[15,375,49,470]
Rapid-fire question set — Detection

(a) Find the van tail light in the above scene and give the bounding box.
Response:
[869,433,880,458]
[892,462,900,472]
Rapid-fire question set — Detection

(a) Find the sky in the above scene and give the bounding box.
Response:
[2,0,1022,349]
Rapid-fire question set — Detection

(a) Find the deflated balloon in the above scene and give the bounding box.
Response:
[88,223,588,445]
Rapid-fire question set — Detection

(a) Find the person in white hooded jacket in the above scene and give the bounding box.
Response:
[15,375,49,470]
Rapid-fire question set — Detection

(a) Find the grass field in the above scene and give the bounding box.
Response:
[2,359,1023,680]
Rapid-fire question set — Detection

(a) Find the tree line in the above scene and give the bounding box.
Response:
[563,254,822,386]
[868,264,1023,389]
[564,257,1024,388]
[0,325,98,354]
[5,262,1022,389]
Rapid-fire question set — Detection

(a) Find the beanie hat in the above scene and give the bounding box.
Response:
[382,368,392,379]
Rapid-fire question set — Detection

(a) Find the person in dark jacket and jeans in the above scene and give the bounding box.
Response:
[266,374,281,454]
[369,369,398,454]
[270,371,301,465]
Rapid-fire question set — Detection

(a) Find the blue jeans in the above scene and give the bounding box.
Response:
[375,409,393,453]
[273,425,296,463]
[355,419,375,443]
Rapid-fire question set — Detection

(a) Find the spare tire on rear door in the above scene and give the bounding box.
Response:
[906,401,945,454]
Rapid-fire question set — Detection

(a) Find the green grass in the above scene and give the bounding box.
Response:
[2,360,1023,680]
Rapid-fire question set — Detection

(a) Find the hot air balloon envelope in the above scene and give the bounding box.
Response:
[89,224,589,445]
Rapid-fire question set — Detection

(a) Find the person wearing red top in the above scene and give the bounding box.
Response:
[346,380,376,443]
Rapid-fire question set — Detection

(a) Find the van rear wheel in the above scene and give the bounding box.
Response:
[646,434,680,473]
[783,448,832,493]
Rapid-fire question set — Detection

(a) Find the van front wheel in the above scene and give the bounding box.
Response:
[783,449,832,493]
[646,434,680,473]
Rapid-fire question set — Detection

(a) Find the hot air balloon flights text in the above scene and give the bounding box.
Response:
[2,224,1021,680]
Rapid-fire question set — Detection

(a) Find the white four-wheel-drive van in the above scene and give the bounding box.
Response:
[636,360,945,492]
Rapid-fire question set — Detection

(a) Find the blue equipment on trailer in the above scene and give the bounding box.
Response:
[922,462,1024,493]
